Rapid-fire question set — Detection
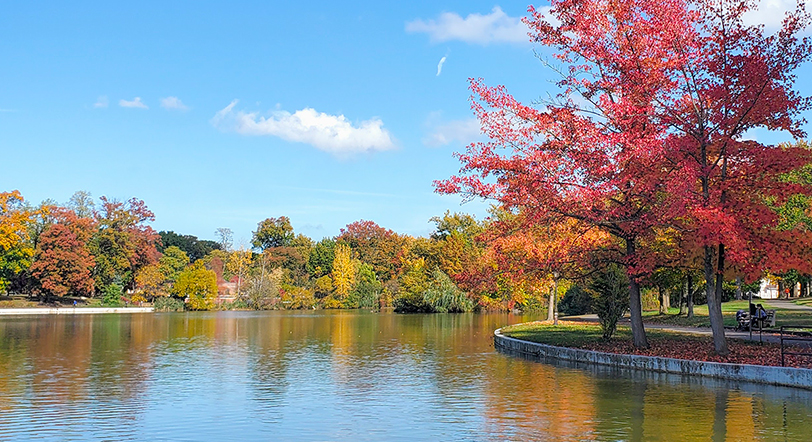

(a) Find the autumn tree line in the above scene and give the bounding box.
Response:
[0,189,545,313]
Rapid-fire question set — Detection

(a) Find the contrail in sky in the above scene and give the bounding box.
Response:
[436,55,447,76]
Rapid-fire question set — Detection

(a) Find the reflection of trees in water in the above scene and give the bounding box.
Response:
[3,311,812,440]
[0,314,156,440]
[490,344,812,441]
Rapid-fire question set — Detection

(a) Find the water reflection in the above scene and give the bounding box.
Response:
[0,311,810,441]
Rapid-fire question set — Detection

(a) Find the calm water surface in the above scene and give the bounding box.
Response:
[0,310,810,441]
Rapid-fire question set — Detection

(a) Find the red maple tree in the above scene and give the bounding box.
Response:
[30,208,96,300]
[437,0,812,353]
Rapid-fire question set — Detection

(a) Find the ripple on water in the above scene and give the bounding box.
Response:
[1,311,812,441]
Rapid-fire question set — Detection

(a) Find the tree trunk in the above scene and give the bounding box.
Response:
[679,277,687,316]
[627,240,649,349]
[778,279,786,299]
[658,286,669,314]
[707,244,729,356]
[687,274,694,318]
[547,281,555,322]
[553,275,559,325]
[791,281,797,298]
[802,278,809,298]
[735,276,743,301]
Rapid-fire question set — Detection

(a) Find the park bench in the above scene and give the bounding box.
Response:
[765,310,776,328]
[735,309,777,331]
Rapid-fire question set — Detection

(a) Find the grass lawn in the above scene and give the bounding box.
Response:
[502,321,691,347]
[795,298,812,307]
[643,300,812,328]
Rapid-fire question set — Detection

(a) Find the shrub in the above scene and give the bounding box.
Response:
[558,284,592,316]
[154,296,185,312]
[588,264,629,340]
[102,283,124,307]
[281,285,316,309]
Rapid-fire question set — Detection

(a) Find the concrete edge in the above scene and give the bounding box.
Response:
[494,327,812,390]
[0,307,154,315]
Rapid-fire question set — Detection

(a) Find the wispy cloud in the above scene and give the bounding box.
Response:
[160,96,189,111]
[119,97,148,109]
[743,0,807,31]
[436,55,447,76]
[0,108,17,113]
[423,114,482,147]
[406,7,529,45]
[211,100,396,156]
[93,96,108,108]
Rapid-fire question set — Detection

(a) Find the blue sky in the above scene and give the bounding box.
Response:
[1,1,808,245]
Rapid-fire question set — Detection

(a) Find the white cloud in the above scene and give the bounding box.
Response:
[423,115,482,147]
[119,97,148,109]
[160,96,189,111]
[211,100,396,155]
[93,96,108,108]
[743,0,806,31]
[436,55,447,76]
[406,6,529,45]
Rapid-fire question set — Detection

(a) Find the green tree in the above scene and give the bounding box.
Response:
[0,191,36,292]
[159,231,220,262]
[158,246,190,283]
[90,197,160,294]
[252,217,294,250]
[422,269,473,313]
[348,262,381,309]
[307,238,336,278]
[588,264,630,340]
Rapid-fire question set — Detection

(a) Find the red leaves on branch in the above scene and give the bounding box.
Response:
[436,0,812,352]
[30,208,96,298]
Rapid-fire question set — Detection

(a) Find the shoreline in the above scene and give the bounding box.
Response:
[494,327,812,390]
[0,307,154,315]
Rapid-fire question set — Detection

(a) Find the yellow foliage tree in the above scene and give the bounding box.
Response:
[0,191,36,291]
[172,261,217,310]
[331,243,356,299]
[134,263,166,300]
[225,247,252,297]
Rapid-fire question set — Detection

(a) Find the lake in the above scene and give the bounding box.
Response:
[0,310,810,441]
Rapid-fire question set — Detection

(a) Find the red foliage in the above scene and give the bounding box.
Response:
[436,0,812,352]
[30,208,96,298]
[337,220,406,280]
[583,335,812,369]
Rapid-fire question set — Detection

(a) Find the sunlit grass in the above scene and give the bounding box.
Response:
[501,322,696,347]
[642,300,812,328]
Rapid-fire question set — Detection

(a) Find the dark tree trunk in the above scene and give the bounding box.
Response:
[680,276,687,315]
[658,286,670,314]
[687,274,694,318]
[707,244,729,356]
[778,279,786,299]
[735,276,743,301]
[627,240,649,349]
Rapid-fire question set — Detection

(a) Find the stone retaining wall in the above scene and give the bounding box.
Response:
[495,328,812,390]
[0,307,154,315]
